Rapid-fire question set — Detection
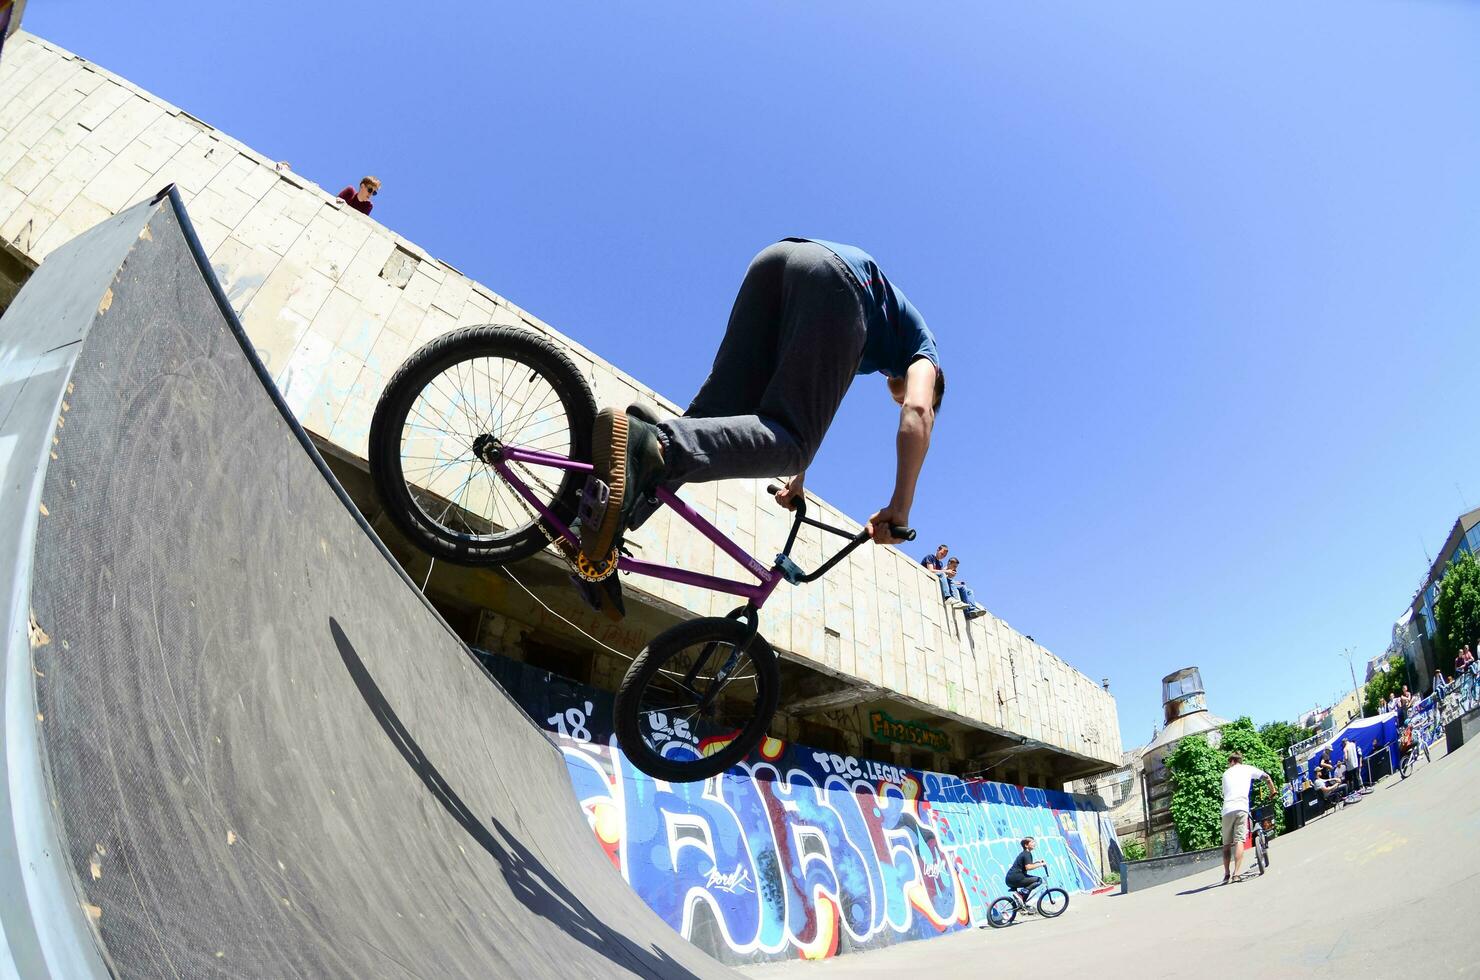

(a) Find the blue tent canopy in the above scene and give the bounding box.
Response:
[1305,712,1399,781]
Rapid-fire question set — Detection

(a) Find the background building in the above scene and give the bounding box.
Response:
[1406,506,1480,692]
[0,32,1122,787]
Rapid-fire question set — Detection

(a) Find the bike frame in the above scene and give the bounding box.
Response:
[488,443,877,610]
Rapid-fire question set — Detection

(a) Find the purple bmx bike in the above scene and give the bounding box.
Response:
[367,325,913,782]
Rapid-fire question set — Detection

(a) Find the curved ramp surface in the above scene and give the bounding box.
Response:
[2,192,732,979]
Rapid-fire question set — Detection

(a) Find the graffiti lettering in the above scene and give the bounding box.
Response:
[481,653,1120,966]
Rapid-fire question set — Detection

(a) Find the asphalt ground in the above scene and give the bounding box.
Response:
[745,736,1480,979]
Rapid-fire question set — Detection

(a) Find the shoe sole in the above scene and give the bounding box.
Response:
[582,409,628,563]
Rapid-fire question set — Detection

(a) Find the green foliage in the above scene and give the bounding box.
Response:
[1435,550,1480,677]
[1103,870,1121,885]
[1165,734,1224,852]
[1363,654,1407,716]
[1120,838,1147,862]
[1166,717,1288,852]
[1258,720,1315,755]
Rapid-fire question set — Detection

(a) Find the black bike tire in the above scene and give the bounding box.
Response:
[1037,888,1069,918]
[614,617,780,783]
[1400,751,1413,779]
[1255,837,1267,874]
[368,325,595,566]
[985,897,1018,928]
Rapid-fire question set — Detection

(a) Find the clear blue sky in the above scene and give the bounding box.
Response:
[28,1,1480,750]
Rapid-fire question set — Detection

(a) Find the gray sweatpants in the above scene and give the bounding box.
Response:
[656,240,867,485]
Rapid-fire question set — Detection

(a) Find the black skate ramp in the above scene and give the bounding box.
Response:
[0,190,732,979]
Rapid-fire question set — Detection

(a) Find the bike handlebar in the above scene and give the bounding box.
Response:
[765,485,916,541]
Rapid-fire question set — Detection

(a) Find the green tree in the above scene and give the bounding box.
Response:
[1258,720,1315,755]
[1435,550,1480,677]
[1363,654,1407,716]
[1165,734,1224,851]
[1166,717,1287,852]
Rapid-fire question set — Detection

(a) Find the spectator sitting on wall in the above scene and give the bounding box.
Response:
[947,557,989,620]
[1456,645,1475,677]
[921,543,948,570]
[943,556,963,606]
[337,175,381,216]
[1434,669,1450,699]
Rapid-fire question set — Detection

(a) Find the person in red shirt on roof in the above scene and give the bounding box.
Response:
[337,176,380,216]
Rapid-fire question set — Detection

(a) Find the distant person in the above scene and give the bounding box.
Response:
[1396,686,1412,729]
[337,175,380,216]
[944,556,963,606]
[1221,751,1276,883]
[1005,836,1046,910]
[948,558,988,620]
[922,544,950,598]
[1433,669,1450,699]
[1456,645,1475,677]
[1342,739,1361,795]
[1315,748,1334,783]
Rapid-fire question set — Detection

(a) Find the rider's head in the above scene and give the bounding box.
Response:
[1021,837,1035,850]
[1227,751,1243,767]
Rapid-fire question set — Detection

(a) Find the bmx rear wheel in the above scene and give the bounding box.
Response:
[614,617,779,782]
[368,325,595,566]
[1037,888,1069,918]
[985,897,1018,928]
[1255,837,1268,874]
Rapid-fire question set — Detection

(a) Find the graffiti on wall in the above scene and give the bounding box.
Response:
[483,653,1121,965]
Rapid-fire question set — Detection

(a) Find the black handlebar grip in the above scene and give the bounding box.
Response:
[891,526,917,541]
[766,484,781,495]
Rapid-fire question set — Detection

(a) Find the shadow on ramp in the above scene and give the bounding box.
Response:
[0,190,731,978]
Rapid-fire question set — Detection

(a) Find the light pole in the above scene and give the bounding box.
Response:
[1339,648,1362,719]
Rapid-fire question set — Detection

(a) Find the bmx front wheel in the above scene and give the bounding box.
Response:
[985,897,1018,928]
[1255,837,1268,874]
[614,617,779,782]
[1037,888,1069,918]
[1399,751,1414,779]
[368,325,596,566]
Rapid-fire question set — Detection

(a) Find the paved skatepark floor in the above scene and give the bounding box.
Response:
[745,740,1480,979]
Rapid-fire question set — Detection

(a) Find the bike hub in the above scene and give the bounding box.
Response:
[471,433,502,465]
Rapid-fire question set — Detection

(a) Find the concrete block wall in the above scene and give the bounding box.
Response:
[0,32,1121,769]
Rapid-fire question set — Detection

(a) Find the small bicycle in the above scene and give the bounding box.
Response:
[983,867,1068,928]
[367,325,913,783]
[1247,801,1274,875]
[1398,724,1432,779]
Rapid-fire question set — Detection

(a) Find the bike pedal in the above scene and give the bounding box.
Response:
[576,476,611,532]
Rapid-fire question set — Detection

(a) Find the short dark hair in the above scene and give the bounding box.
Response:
[936,543,949,551]
[1228,751,1243,764]
[1020,837,1034,848]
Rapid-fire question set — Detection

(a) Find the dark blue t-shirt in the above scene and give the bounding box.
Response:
[789,238,939,379]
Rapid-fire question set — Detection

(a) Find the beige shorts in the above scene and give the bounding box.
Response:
[1222,810,1249,847]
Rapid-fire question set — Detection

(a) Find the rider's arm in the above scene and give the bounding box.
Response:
[868,358,937,544]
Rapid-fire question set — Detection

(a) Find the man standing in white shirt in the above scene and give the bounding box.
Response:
[1221,751,1277,884]
[1342,738,1362,794]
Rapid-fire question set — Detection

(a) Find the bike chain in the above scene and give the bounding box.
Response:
[502,457,620,582]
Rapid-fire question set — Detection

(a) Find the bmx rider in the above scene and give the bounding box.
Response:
[579,239,943,565]
[1006,836,1046,911]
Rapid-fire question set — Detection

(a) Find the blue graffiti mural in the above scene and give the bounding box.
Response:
[482,652,1120,965]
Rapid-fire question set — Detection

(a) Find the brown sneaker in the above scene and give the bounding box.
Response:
[580,408,665,563]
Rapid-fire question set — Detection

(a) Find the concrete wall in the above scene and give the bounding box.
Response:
[0,31,1121,770]
[487,654,1121,964]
